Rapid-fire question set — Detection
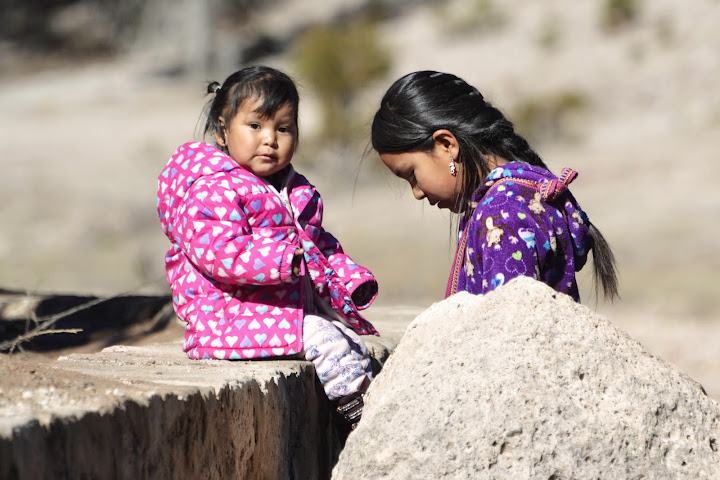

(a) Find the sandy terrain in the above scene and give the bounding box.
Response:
[1,0,719,400]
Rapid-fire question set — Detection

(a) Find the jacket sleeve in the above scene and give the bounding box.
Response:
[327,252,378,309]
[300,222,378,309]
[465,194,544,295]
[312,212,379,309]
[176,177,298,285]
[298,183,379,309]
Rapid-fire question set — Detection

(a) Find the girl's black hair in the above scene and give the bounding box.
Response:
[203,65,299,150]
[371,70,618,301]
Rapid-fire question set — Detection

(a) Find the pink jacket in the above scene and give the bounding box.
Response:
[157,142,378,360]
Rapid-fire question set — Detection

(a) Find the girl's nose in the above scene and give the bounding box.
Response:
[264,130,277,146]
[411,184,425,200]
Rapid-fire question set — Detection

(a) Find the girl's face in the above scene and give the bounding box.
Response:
[216,97,297,177]
[380,144,462,213]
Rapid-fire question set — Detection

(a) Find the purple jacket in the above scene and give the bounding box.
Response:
[454,162,591,301]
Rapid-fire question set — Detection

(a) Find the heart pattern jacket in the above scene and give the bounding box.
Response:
[157,142,378,360]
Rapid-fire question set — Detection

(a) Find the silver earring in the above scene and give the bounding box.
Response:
[449,156,457,176]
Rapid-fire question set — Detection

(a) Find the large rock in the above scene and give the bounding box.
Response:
[333,277,720,479]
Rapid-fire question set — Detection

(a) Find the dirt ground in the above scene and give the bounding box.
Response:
[1,0,719,406]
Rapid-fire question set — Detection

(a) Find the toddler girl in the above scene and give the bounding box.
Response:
[371,70,618,302]
[157,66,378,428]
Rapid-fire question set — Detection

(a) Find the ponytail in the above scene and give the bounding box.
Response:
[588,222,619,301]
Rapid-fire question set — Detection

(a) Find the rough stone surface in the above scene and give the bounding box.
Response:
[0,294,406,480]
[0,325,399,480]
[333,277,720,479]
[1,342,338,480]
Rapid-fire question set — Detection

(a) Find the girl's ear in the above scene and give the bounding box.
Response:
[431,129,460,161]
[214,116,227,146]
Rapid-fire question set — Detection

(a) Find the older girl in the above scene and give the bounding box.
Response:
[371,70,618,302]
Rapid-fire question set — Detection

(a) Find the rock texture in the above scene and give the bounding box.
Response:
[0,328,399,480]
[333,277,720,479]
[1,342,337,480]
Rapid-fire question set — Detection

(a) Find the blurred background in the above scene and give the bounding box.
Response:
[1,0,719,393]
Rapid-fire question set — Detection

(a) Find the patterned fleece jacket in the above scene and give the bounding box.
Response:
[455,162,591,301]
[157,142,378,360]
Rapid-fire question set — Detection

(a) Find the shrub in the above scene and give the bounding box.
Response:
[293,19,391,143]
[536,14,562,51]
[600,0,642,31]
[510,89,589,143]
[436,0,507,35]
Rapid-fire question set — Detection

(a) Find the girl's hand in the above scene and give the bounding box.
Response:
[291,248,305,277]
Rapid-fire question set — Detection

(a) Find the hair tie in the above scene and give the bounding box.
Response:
[206,81,222,95]
[539,168,578,200]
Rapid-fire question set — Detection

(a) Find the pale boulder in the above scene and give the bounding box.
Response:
[333,276,720,479]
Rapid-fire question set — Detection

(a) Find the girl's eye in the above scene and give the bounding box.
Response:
[250,123,261,130]
[278,126,290,133]
[408,171,416,183]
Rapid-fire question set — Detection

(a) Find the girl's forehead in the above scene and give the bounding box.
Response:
[238,96,296,118]
[380,152,412,173]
